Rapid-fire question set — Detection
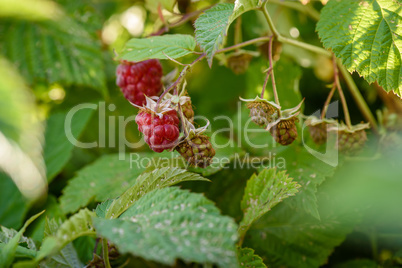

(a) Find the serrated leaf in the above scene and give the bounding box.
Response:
[95,199,114,218]
[277,147,337,220]
[237,247,266,268]
[0,210,44,267]
[60,154,152,214]
[94,187,239,267]
[195,3,234,67]
[244,204,359,268]
[239,168,300,240]
[317,0,402,96]
[1,17,107,96]
[118,34,196,62]
[229,0,264,24]
[35,209,96,263]
[38,218,83,268]
[0,226,36,250]
[106,167,209,218]
[44,109,94,182]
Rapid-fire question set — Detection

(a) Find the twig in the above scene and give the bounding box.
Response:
[234,16,243,48]
[216,36,271,54]
[321,84,336,119]
[262,2,279,38]
[162,51,189,66]
[337,61,379,132]
[102,239,111,268]
[156,54,206,108]
[150,8,207,36]
[333,55,351,128]
[268,36,280,105]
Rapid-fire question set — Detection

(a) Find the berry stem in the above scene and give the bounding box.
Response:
[261,67,271,99]
[102,239,111,268]
[177,103,191,141]
[268,36,280,106]
[216,36,271,54]
[338,61,379,133]
[157,54,205,109]
[234,17,243,49]
[321,84,336,119]
[333,55,352,128]
[150,7,209,36]
[262,2,279,38]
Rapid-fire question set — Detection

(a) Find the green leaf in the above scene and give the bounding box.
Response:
[60,154,151,214]
[94,187,239,267]
[237,247,266,268]
[44,109,94,182]
[244,204,358,268]
[38,218,83,268]
[106,167,209,218]
[229,0,264,24]
[118,34,196,62]
[0,173,28,229]
[95,199,114,218]
[0,210,44,267]
[0,226,36,250]
[0,57,45,201]
[36,209,96,263]
[277,147,338,220]
[238,168,300,240]
[195,3,234,67]
[1,18,107,96]
[317,0,402,96]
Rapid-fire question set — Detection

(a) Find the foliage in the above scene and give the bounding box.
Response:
[317,0,402,95]
[1,0,401,267]
[239,168,300,240]
[95,187,239,267]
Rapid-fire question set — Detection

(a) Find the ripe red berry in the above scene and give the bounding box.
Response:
[116,59,163,106]
[135,110,180,153]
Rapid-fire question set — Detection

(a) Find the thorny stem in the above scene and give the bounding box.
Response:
[333,55,352,128]
[321,84,336,119]
[102,239,111,268]
[268,36,280,105]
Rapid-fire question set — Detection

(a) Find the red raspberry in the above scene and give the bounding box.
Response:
[116,59,163,106]
[135,110,180,153]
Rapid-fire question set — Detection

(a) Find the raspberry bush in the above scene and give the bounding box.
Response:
[0,1,402,268]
